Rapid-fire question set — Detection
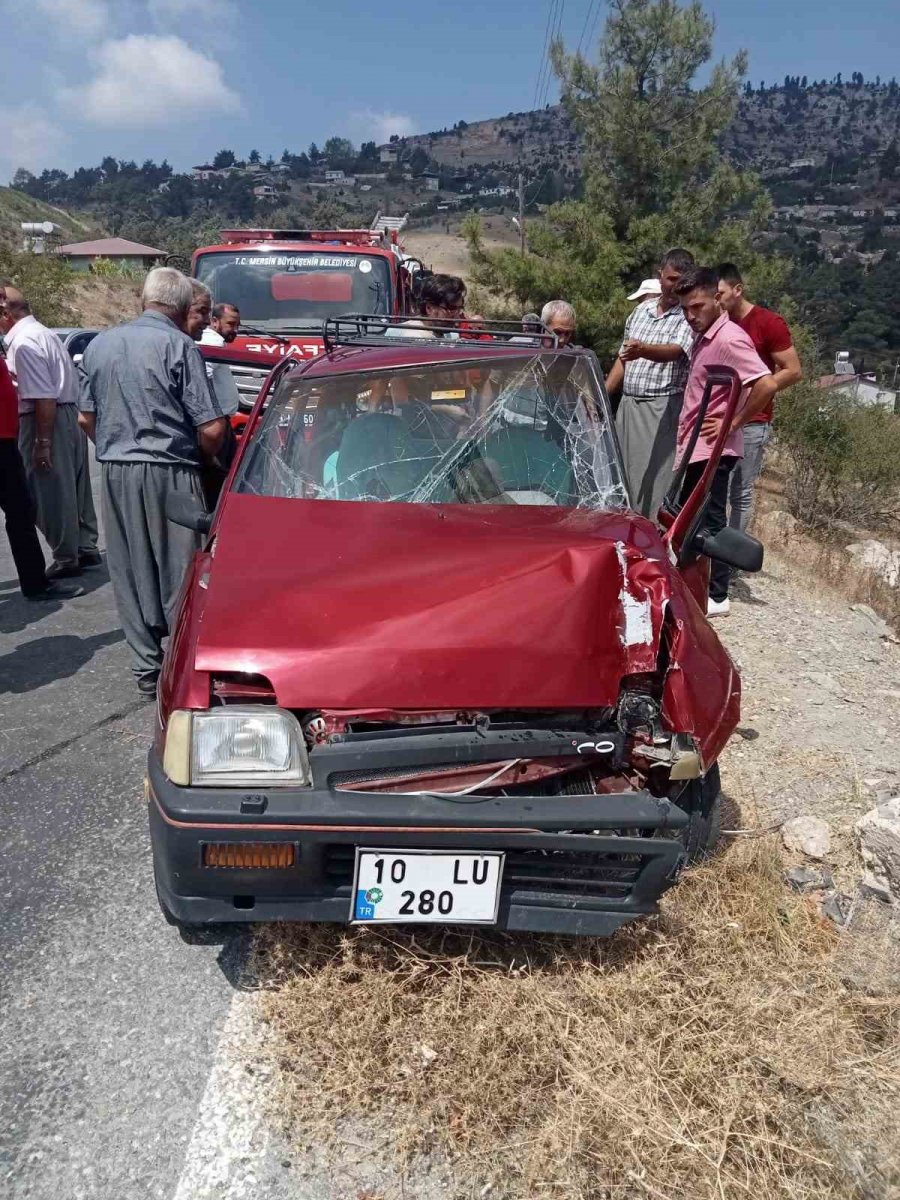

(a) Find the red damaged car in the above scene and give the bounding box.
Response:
[149,317,761,936]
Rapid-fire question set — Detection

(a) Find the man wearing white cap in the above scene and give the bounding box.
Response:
[606,249,695,518]
[627,279,662,304]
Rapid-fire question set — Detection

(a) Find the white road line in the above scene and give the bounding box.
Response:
[172,989,273,1200]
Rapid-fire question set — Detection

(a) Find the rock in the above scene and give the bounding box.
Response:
[850,603,895,640]
[855,798,900,904]
[782,815,832,860]
[845,540,900,589]
[821,891,851,926]
[805,671,844,698]
[765,509,800,541]
[417,1044,438,1066]
[785,866,834,892]
[852,602,886,627]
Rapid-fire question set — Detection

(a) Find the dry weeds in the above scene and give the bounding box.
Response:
[251,839,900,1199]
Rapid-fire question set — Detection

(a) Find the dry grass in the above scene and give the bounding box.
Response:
[251,839,900,1199]
[70,276,141,329]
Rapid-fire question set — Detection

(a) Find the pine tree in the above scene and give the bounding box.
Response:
[465,0,783,355]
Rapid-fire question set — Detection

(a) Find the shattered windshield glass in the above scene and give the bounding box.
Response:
[233,354,629,510]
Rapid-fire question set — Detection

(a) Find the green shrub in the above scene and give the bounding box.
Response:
[776,382,900,529]
[0,248,76,327]
[87,256,145,281]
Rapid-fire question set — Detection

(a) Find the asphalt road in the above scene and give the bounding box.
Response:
[0,455,251,1199]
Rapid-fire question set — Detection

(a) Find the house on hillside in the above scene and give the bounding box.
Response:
[324,169,346,182]
[423,172,440,192]
[192,164,221,181]
[818,354,898,410]
[58,237,165,273]
[378,145,399,165]
[253,185,277,199]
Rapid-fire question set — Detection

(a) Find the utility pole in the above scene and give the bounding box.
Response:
[518,172,526,255]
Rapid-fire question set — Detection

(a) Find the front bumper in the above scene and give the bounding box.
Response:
[148,750,689,936]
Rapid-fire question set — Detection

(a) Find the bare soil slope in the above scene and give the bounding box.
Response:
[403,216,518,296]
[71,277,142,329]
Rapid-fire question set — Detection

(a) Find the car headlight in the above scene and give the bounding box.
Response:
[163,707,310,787]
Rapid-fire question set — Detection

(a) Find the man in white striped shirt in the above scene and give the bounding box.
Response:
[605,249,695,518]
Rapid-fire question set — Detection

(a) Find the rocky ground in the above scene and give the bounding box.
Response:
[722,552,899,849]
[718,547,900,989]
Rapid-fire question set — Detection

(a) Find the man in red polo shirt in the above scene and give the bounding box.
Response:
[0,352,82,601]
[717,263,802,532]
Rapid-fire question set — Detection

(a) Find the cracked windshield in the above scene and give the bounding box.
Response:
[235,354,628,507]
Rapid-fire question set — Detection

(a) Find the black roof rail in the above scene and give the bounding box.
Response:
[321,313,559,354]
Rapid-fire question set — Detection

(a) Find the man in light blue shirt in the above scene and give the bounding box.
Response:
[78,268,227,696]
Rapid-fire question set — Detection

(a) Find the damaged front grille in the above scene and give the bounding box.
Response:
[329,761,482,788]
[502,848,643,897]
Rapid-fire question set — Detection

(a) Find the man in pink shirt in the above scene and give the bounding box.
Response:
[674,268,777,616]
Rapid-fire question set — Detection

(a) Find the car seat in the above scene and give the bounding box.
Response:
[334,413,443,501]
[479,426,574,504]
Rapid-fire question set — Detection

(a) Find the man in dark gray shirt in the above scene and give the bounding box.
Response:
[78,268,227,696]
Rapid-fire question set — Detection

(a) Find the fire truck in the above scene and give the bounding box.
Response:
[191,227,421,422]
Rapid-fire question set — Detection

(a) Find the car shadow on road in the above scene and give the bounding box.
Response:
[0,563,111,635]
[0,629,125,694]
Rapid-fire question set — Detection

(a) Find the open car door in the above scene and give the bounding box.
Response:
[660,367,764,611]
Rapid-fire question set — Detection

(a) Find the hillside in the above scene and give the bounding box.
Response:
[0,186,100,250]
[404,80,900,185]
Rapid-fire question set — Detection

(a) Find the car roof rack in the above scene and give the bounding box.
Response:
[321,313,559,354]
[218,228,389,246]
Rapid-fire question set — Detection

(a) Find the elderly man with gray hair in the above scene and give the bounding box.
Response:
[78,267,227,697]
[540,300,576,346]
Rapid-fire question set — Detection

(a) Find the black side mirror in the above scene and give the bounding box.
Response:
[166,491,212,535]
[696,526,764,573]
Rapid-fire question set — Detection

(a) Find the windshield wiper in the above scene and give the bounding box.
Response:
[238,325,290,343]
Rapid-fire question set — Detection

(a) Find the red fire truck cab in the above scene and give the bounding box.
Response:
[191,227,419,422]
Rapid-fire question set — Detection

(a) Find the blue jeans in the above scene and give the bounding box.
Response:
[728,422,771,533]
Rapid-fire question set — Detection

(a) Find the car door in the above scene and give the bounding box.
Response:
[661,366,742,610]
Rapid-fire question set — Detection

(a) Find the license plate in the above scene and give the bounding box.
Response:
[351,849,504,924]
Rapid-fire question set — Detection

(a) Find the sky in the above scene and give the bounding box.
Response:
[1,0,898,181]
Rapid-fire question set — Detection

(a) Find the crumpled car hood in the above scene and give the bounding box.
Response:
[195,494,672,710]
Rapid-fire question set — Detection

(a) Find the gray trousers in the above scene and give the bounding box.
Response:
[101,462,205,680]
[615,390,684,519]
[728,421,771,532]
[19,405,98,568]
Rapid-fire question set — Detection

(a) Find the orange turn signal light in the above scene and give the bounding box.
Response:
[202,842,296,869]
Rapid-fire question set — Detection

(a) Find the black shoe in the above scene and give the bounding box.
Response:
[137,673,160,698]
[45,561,83,580]
[23,581,85,601]
[78,551,103,569]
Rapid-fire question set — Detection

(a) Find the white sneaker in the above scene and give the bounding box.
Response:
[707,596,731,617]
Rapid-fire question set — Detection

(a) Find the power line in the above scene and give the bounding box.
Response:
[575,0,597,56]
[584,0,603,56]
[533,0,558,111]
[526,167,555,205]
[539,0,566,108]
